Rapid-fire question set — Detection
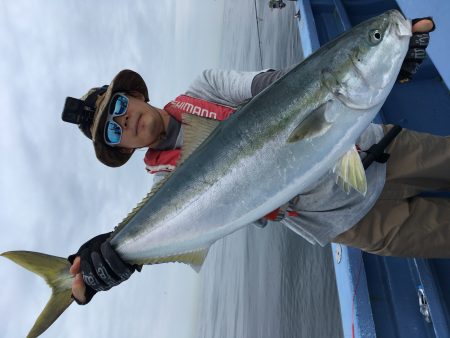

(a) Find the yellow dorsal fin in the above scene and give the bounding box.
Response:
[179,113,220,165]
[333,145,367,196]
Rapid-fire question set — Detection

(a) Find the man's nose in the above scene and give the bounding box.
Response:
[114,114,129,129]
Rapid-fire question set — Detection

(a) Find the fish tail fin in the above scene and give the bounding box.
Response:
[1,251,74,338]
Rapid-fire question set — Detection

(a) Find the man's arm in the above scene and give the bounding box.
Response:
[250,67,294,96]
[186,69,265,107]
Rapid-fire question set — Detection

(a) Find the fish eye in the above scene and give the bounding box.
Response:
[369,29,383,44]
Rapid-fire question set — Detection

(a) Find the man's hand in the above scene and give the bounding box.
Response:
[70,256,87,304]
[68,233,140,305]
[412,17,434,33]
[398,17,435,83]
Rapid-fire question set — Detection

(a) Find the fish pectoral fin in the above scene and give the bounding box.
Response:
[287,101,333,143]
[179,114,220,165]
[333,146,367,196]
[1,251,74,338]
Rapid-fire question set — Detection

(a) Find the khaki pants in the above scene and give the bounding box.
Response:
[334,125,450,258]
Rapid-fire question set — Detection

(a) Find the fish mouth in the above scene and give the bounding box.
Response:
[388,9,412,37]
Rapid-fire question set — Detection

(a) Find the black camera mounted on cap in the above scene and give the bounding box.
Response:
[61,85,108,126]
[61,97,96,125]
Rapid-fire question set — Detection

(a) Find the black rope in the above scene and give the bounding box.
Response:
[254,0,264,68]
[362,125,403,169]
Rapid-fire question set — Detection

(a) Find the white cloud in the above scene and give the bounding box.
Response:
[0,1,225,337]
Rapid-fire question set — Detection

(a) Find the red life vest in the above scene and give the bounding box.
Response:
[144,95,236,174]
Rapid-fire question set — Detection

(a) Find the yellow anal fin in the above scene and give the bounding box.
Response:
[2,251,73,338]
[134,248,210,273]
[333,146,367,196]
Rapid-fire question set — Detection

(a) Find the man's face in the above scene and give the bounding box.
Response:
[111,95,163,149]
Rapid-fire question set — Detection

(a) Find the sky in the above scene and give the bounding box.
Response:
[0,1,225,337]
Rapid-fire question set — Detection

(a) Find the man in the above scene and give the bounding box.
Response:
[64,18,446,305]
[269,0,286,9]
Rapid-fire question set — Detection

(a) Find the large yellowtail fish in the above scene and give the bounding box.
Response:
[2,10,411,337]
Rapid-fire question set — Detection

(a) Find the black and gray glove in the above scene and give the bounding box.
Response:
[398,17,435,83]
[68,232,141,305]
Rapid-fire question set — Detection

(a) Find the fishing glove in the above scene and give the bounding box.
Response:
[68,232,141,305]
[398,17,435,83]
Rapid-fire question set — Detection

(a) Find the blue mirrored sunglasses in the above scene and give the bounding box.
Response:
[104,93,129,146]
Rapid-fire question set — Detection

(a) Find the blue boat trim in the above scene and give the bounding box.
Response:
[295,1,450,337]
